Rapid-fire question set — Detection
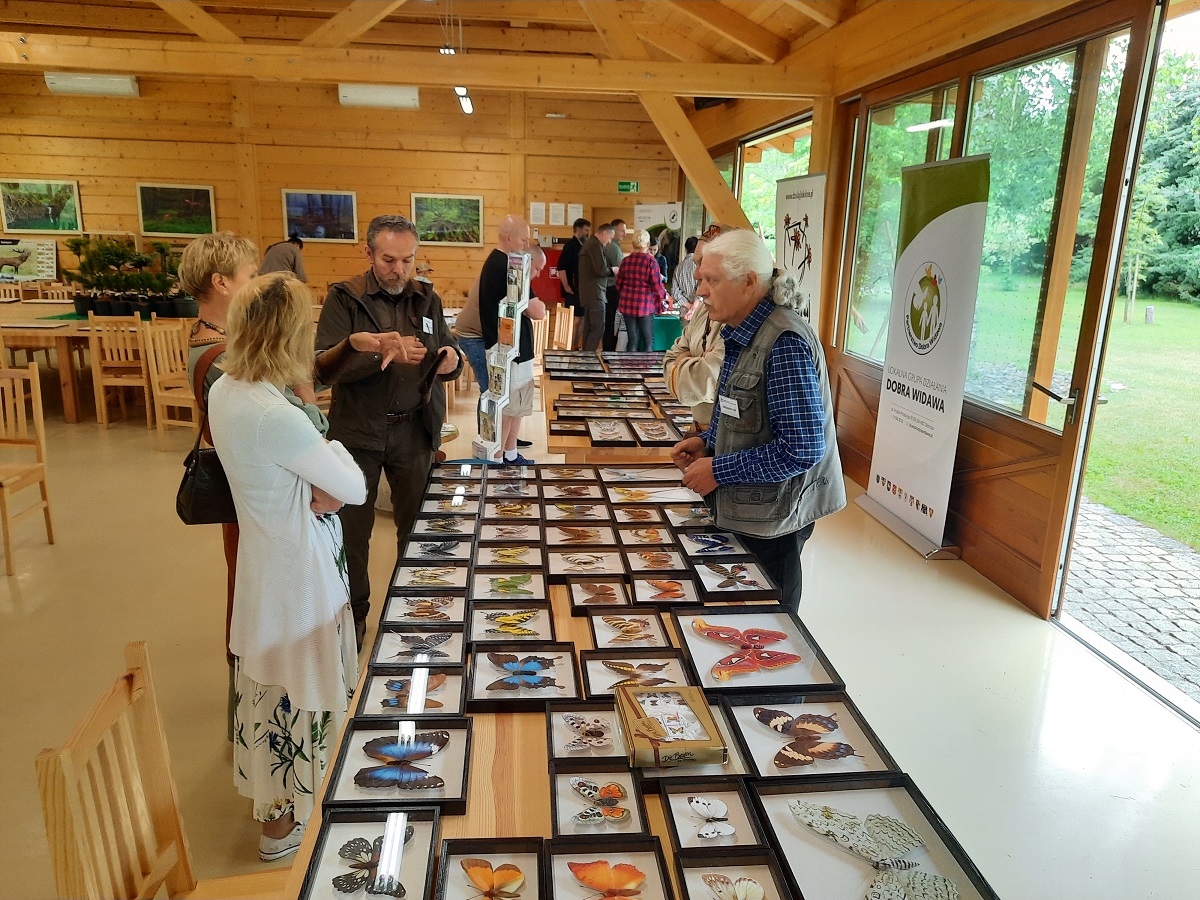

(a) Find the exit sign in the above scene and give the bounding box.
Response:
[618,181,640,193]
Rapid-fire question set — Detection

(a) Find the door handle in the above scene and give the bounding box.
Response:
[1031,383,1106,425]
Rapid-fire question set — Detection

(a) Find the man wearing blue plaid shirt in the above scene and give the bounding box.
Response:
[671,230,846,609]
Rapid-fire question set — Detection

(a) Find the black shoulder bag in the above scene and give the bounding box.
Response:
[176,344,237,525]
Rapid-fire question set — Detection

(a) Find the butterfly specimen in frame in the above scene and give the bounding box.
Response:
[426,516,467,533]
[753,706,857,768]
[487,574,534,596]
[602,660,675,690]
[700,563,765,590]
[569,776,631,825]
[485,653,560,691]
[612,487,657,503]
[562,713,613,752]
[638,422,671,440]
[788,801,960,900]
[461,858,526,900]
[331,825,414,896]
[401,596,453,621]
[381,673,447,710]
[629,528,665,544]
[489,546,531,566]
[562,553,607,572]
[556,503,601,518]
[683,533,735,554]
[619,507,656,522]
[665,505,713,527]
[547,467,588,479]
[556,525,601,544]
[493,524,530,539]
[636,551,675,570]
[416,540,461,558]
[388,632,454,660]
[554,484,595,498]
[687,796,735,840]
[494,466,530,478]
[600,616,658,645]
[495,501,536,517]
[690,618,801,681]
[577,582,620,604]
[566,861,645,900]
[701,874,764,900]
[492,482,531,496]
[407,567,458,586]
[353,731,449,789]
[644,580,685,601]
[483,609,541,637]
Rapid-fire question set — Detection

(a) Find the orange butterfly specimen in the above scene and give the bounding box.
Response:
[691,617,802,681]
[620,508,655,522]
[645,580,684,600]
[461,858,525,899]
[569,776,630,824]
[636,551,674,570]
[630,528,664,544]
[567,861,646,900]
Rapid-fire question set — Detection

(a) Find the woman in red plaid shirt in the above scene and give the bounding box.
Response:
[616,229,668,351]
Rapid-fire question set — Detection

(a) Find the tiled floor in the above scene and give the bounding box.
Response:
[3,383,1200,899]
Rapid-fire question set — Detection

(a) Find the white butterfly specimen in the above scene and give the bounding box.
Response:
[788,801,960,900]
[687,796,735,840]
[701,874,764,900]
[562,713,613,752]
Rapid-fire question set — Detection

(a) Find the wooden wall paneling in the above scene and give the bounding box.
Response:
[509,91,528,222]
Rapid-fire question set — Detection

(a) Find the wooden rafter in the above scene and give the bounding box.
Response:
[150,0,242,44]
[300,0,412,48]
[0,31,825,99]
[578,0,645,60]
[663,0,788,62]
[778,0,844,30]
[638,30,724,65]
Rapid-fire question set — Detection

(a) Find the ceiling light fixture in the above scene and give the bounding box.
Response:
[545,112,568,119]
[44,72,138,97]
[905,117,954,133]
[454,85,474,115]
[337,83,421,109]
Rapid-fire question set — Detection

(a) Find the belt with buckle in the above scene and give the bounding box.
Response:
[386,407,420,425]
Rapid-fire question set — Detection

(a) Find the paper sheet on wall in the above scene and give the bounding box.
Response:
[567,203,584,223]
[529,202,546,225]
[549,203,566,226]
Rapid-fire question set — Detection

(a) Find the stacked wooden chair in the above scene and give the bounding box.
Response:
[0,362,55,575]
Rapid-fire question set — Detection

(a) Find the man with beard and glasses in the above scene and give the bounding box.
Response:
[316,214,463,648]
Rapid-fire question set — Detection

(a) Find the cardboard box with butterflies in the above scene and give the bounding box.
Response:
[614,685,728,769]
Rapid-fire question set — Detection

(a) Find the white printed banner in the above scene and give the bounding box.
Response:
[774,172,825,324]
[633,202,682,232]
[867,156,990,547]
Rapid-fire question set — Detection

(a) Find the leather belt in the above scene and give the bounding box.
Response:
[386,407,421,425]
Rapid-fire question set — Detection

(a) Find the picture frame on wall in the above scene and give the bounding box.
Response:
[282,189,358,242]
[1,180,82,233]
[136,183,215,237]
[411,193,484,247]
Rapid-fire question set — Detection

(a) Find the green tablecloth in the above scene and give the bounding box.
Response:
[653,315,683,351]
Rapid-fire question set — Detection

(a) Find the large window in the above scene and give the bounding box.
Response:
[739,124,813,262]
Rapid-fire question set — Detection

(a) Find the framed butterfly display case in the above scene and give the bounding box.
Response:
[471,570,548,602]
[546,701,628,763]
[546,524,619,548]
[401,537,474,563]
[608,485,702,506]
[474,543,547,570]
[674,852,794,900]
[586,611,670,649]
[629,575,702,607]
[486,479,541,499]
[543,482,605,501]
[465,642,582,712]
[435,838,546,900]
[660,780,767,853]
[623,549,689,576]
[616,525,675,548]
[721,693,899,780]
[579,648,692,700]
[412,515,477,538]
[421,496,480,516]
[692,560,780,602]
[479,522,543,543]
[549,763,650,840]
[661,505,714,528]
[750,775,1000,900]
[628,419,682,447]
[392,563,471,593]
[567,577,634,615]
[676,531,750,559]
[550,420,588,436]
[369,624,467,668]
[598,465,686,483]
[612,506,665,525]
[539,466,601,481]
[430,462,486,482]
[298,805,440,900]
[586,418,638,447]
[382,594,467,626]
[325,718,472,815]
[544,502,612,523]
[426,479,481,498]
[468,601,557,643]
[356,666,467,718]
[484,500,543,521]
[545,836,675,900]
[671,607,843,695]
[548,550,627,582]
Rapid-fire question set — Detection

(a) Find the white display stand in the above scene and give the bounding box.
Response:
[472,252,531,462]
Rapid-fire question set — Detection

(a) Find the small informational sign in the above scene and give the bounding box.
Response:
[618,181,640,193]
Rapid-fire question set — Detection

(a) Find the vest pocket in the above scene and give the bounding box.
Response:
[723,393,761,433]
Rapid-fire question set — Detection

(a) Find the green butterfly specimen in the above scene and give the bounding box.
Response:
[489,573,534,596]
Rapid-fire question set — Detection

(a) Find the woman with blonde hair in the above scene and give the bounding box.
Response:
[615,228,667,352]
[208,273,367,860]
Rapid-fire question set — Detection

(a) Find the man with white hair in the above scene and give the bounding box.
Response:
[671,229,845,609]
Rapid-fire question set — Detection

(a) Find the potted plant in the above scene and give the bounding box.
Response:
[65,236,182,317]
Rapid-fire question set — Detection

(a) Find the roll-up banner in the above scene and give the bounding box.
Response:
[861,156,990,553]
[773,172,825,325]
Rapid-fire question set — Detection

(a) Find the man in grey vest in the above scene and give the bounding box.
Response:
[671,230,845,610]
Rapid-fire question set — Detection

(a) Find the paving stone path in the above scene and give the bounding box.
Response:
[1065,498,1200,703]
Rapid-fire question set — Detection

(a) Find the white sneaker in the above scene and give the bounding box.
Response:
[259,821,305,862]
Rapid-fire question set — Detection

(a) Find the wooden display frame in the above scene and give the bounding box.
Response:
[391,562,472,594]
[483,500,542,521]
[465,642,582,713]
[579,647,693,700]
[675,849,795,900]
[545,700,628,764]
[586,610,671,650]
[473,543,547,570]
[623,548,690,577]
[612,506,666,525]
[692,558,781,602]
[549,762,651,842]
[629,574,702,607]
[544,501,612,522]
[435,838,546,900]
[545,836,675,900]
[660,779,768,855]
[467,600,557,644]
[411,515,477,538]
[545,524,619,549]
[486,479,542,499]
[401,536,474,563]
[420,495,481,516]
[566,576,634,615]
[675,530,751,558]
[616,525,676,548]
[478,522,543,543]
[369,624,467,668]
[356,665,468,718]
[471,569,549,602]
[547,549,627,583]
[629,418,682,447]
[586,418,638,447]
[539,465,601,481]
[382,594,467,626]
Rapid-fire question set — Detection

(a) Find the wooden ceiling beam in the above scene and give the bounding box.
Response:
[149,0,243,44]
[299,0,412,48]
[638,31,724,65]
[578,0,647,61]
[0,31,826,99]
[663,0,788,63]
[777,0,843,30]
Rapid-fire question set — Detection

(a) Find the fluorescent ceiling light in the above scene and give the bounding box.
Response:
[545,112,568,119]
[44,72,138,97]
[458,95,474,115]
[905,117,954,133]
[439,46,456,55]
[454,86,468,97]
[338,83,420,109]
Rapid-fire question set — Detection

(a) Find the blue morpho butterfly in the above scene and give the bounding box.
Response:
[353,731,449,789]
[485,652,560,691]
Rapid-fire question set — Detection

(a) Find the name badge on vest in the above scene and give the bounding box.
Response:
[422,316,434,334]
[718,395,741,419]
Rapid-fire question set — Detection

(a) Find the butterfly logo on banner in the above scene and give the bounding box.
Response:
[483,609,540,637]
[603,660,675,690]
[331,824,414,896]
[488,574,534,596]
[567,861,645,900]
[381,673,446,710]
[562,713,613,752]
[753,706,857,768]
[486,653,560,691]
[388,632,453,661]
[687,796,735,840]
[461,859,525,900]
[601,616,658,645]
[701,563,764,589]
[578,582,621,604]
[691,618,801,681]
[353,732,449,789]
[416,540,460,558]
[569,776,631,825]
[701,874,764,900]
[789,801,961,900]
[402,597,453,622]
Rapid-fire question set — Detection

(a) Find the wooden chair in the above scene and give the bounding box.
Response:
[35,642,288,900]
[0,363,55,576]
[0,284,21,301]
[142,319,198,449]
[87,312,154,429]
[41,284,75,301]
[550,305,575,350]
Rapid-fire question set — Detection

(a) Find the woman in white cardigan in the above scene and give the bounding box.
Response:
[209,273,368,861]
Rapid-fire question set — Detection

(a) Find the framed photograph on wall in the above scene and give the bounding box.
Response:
[1,180,82,233]
[282,189,358,242]
[411,193,483,246]
[136,183,215,236]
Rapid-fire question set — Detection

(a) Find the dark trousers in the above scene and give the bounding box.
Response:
[739,522,815,612]
[340,425,435,647]
[581,292,606,351]
[625,314,654,352]
[603,285,620,351]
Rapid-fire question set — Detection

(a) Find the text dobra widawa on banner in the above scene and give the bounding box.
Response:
[867,156,990,548]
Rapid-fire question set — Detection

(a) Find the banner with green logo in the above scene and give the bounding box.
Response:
[866,156,989,547]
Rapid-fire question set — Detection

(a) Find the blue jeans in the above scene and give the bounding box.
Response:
[458,336,488,389]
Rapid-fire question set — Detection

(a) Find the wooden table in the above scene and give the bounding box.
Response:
[543,376,675,466]
[0,301,88,423]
